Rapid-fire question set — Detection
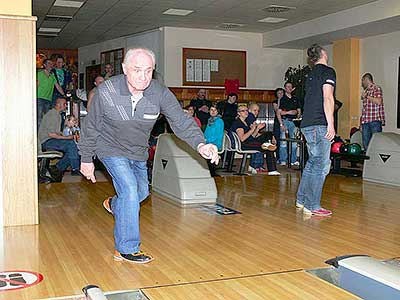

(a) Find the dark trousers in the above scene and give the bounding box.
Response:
[242,134,277,172]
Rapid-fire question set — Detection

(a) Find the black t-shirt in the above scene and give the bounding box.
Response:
[230,119,255,143]
[279,95,300,120]
[301,64,336,128]
[217,101,238,130]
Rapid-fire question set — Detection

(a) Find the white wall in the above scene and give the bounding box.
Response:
[163,27,303,89]
[78,29,164,88]
[360,30,400,133]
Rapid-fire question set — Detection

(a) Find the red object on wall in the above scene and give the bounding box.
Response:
[225,79,240,95]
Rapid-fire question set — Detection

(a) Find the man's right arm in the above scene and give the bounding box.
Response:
[78,91,103,163]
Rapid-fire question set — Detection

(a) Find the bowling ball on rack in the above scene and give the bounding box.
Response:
[339,143,350,154]
[331,141,344,154]
[348,143,362,155]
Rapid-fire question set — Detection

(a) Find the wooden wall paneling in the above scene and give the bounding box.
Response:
[169,87,275,104]
[0,15,38,226]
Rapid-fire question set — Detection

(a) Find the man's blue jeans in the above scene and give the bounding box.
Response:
[296,125,331,211]
[101,157,149,254]
[279,119,297,163]
[42,139,80,171]
[362,120,382,150]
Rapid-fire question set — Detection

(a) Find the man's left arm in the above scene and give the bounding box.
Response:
[160,89,219,164]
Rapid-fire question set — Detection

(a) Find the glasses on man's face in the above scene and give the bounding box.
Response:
[239,109,248,113]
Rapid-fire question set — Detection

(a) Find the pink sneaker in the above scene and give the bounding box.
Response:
[304,208,332,217]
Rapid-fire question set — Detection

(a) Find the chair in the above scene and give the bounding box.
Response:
[231,132,259,175]
[38,143,64,184]
[223,131,237,172]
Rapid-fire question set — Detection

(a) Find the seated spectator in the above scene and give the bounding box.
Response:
[63,115,80,142]
[204,105,224,176]
[246,103,267,174]
[217,93,238,130]
[190,89,212,128]
[184,105,202,127]
[204,105,224,151]
[230,105,280,176]
[38,98,81,176]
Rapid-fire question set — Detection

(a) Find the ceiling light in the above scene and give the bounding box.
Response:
[261,5,296,13]
[257,17,288,23]
[216,23,244,30]
[39,27,62,33]
[162,9,194,16]
[53,0,84,8]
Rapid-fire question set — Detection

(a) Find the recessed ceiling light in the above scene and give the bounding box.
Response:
[261,5,296,13]
[54,0,84,8]
[163,8,194,16]
[257,17,288,23]
[39,27,62,33]
[216,23,244,30]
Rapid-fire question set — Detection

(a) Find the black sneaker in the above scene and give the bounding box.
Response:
[113,250,154,264]
[48,166,63,182]
[71,169,82,176]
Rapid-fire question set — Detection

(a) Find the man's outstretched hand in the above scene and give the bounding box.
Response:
[198,143,219,165]
[80,162,96,183]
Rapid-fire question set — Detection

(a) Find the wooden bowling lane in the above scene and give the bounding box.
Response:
[142,271,360,300]
[1,171,400,299]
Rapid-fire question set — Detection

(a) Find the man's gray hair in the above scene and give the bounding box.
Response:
[123,48,156,68]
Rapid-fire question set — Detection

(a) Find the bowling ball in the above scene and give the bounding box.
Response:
[331,141,343,153]
[339,143,350,154]
[348,143,362,155]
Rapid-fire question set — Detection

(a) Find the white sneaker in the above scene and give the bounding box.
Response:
[248,166,258,174]
[296,202,304,209]
[268,171,281,176]
[280,161,287,166]
[291,161,300,166]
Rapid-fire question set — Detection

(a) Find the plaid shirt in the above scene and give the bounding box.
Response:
[361,83,385,125]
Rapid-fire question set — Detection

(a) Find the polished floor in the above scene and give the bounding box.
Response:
[2,169,400,299]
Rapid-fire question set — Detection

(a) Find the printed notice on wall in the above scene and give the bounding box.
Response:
[210,59,219,72]
[186,59,194,82]
[202,59,211,82]
[194,59,203,82]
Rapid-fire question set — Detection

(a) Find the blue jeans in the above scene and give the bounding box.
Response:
[362,121,382,150]
[42,138,80,171]
[101,157,149,254]
[37,98,52,128]
[250,152,264,169]
[279,119,297,163]
[296,126,331,211]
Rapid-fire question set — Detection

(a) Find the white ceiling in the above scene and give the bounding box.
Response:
[34,0,378,49]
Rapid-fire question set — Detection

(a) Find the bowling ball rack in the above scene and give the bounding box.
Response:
[330,152,370,177]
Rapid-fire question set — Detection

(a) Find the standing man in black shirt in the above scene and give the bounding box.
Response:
[278,82,301,166]
[217,93,238,130]
[296,44,335,217]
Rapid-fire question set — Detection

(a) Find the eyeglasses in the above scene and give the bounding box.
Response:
[239,109,248,112]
